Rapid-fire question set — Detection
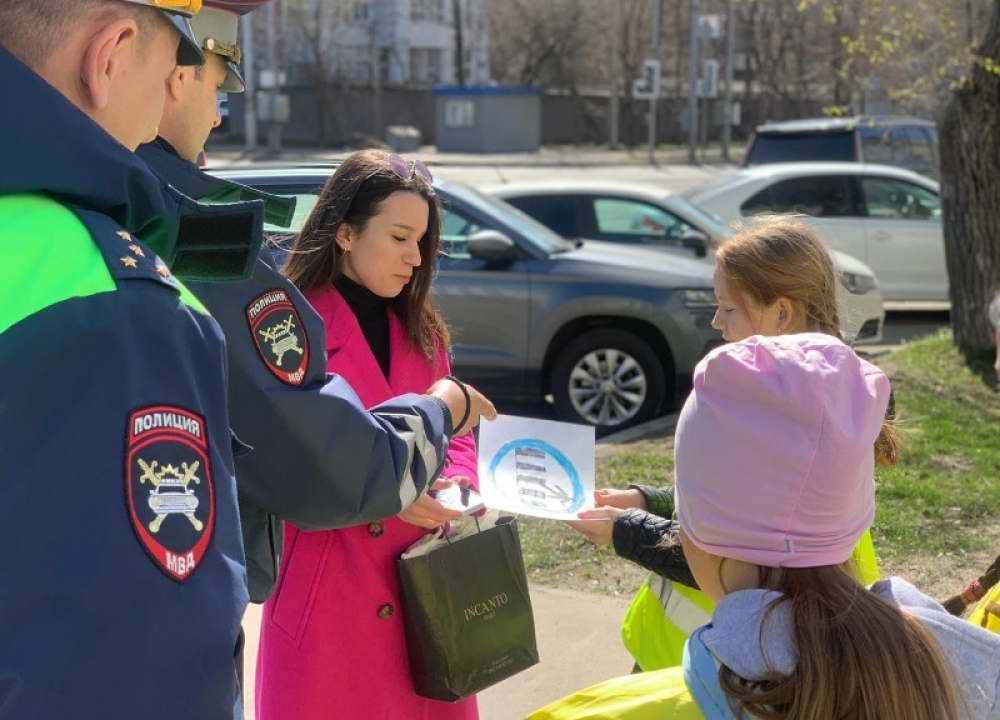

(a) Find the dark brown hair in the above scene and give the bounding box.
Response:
[716,215,899,467]
[282,149,450,359]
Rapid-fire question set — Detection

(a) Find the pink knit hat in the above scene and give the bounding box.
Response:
[674,333,891,568]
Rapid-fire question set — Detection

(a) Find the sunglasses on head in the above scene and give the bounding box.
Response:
[383,154,435,195]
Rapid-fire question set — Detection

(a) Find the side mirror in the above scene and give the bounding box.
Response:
[680,230,709,258]
[466,230,517,263]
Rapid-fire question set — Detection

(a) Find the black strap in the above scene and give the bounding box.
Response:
[445,374,471,433]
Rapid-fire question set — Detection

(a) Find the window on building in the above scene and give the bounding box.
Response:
[443,99,475,127]
[410,47,442,84]
[412,0,446,22]
[350,1,372,22]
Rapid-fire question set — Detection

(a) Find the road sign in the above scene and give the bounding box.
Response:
[697,59,719,98]
[697,14,722,41]
[631,58,661,100]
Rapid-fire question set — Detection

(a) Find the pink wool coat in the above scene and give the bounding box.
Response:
[255,286,479,720]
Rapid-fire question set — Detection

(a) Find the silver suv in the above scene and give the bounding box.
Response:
[211,168,721,431]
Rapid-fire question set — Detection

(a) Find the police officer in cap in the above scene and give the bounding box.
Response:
[139,0,495,612]
[0,0,250,718]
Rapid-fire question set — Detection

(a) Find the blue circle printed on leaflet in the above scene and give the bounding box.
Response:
[488,438,585,513]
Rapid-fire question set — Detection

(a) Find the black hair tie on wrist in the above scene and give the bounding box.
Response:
[445,375,471,433]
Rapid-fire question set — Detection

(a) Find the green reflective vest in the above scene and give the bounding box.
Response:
[621,529,880,672]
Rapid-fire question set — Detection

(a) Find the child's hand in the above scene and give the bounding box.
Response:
[594,487,646,511]
[565,506,626,545]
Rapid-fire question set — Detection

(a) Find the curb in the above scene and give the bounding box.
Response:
[597,412,679,446]
[204,145,735,170]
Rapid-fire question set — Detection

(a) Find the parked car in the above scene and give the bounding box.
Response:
[210,167,722,431]
[741,115,939,179]
[684,162,947,307]
[489,180,884,344]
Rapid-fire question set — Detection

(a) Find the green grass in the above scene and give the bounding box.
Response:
[513,329,1000,594]
[871,329,1000,562]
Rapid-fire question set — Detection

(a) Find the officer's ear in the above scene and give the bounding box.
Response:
[166,65,187,101]
[80,18,140,110]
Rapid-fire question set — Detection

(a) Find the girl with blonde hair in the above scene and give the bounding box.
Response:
[568,216,896,672]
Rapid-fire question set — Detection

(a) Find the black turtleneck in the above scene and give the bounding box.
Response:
[335,274,391,379]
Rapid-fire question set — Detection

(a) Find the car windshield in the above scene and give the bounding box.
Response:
[443,182,574,253]
[665,194,734,238]
[747,132,856,164]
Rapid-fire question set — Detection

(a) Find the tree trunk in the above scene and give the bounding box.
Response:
[939,4,1000,355]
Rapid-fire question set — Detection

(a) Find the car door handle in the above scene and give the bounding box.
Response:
[872,232,892,241]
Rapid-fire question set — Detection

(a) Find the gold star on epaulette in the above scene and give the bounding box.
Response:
[129,244,145,257]
[121,256,138,268]
[116,230,132,242]
[155,264,171,278]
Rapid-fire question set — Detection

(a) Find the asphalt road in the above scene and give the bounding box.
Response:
[862,309,951,356]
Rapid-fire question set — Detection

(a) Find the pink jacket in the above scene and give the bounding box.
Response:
[256,286,479,720]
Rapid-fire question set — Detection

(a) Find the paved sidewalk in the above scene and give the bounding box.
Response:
[242,584,635,720]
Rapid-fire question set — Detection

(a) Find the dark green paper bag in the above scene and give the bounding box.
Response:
[398,515,540,701]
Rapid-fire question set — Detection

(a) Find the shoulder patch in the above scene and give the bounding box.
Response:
[126,406,216,582]
[245,288,310,386]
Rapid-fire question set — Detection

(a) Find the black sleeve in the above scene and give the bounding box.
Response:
[612,509,699,588]
[629,484,675,518]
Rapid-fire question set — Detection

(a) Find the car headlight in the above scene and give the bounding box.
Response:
[678,288,718,309]
[840,271,878,295]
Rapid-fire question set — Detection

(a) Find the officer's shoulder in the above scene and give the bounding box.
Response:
[0,194,180,330]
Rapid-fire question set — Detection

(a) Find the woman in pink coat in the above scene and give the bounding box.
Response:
[256,150,480,720]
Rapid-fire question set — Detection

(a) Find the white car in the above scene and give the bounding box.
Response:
[488,180,884,344]
[684,162,946,307]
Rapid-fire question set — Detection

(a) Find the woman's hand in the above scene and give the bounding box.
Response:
[398,479,463,529]
[564,506,626,546]
[427,378,497,435]
[594,487,646,510]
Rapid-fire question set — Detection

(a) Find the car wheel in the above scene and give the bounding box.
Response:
[550,329,666,431]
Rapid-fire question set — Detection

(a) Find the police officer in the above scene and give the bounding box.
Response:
[0,1,249,718]
[137,1,496,605]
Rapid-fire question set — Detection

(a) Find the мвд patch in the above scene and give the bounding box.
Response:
[126,406,215,582]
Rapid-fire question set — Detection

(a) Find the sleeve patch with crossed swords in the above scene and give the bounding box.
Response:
[137,458,204,533]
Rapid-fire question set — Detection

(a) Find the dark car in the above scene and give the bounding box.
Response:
[210,167,720,431]
[741,116,939,179]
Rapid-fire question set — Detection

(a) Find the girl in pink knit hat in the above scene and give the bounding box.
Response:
[568,216,898,672]
[535,333,1000,720]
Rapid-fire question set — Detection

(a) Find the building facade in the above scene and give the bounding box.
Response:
[279,0,490,86]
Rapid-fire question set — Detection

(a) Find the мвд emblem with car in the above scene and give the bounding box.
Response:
[246,288,310,386]
[126,406,215,582]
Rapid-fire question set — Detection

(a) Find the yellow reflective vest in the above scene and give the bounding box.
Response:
[621,529,880,672]
[622,574,714,671]
[531,627,738,720]
[969,581,1000,634]
[528,664,706,720]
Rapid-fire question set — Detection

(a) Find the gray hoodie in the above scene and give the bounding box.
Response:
[699,577,1000,719]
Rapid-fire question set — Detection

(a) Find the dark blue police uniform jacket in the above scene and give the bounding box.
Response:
[0,46,250,720]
